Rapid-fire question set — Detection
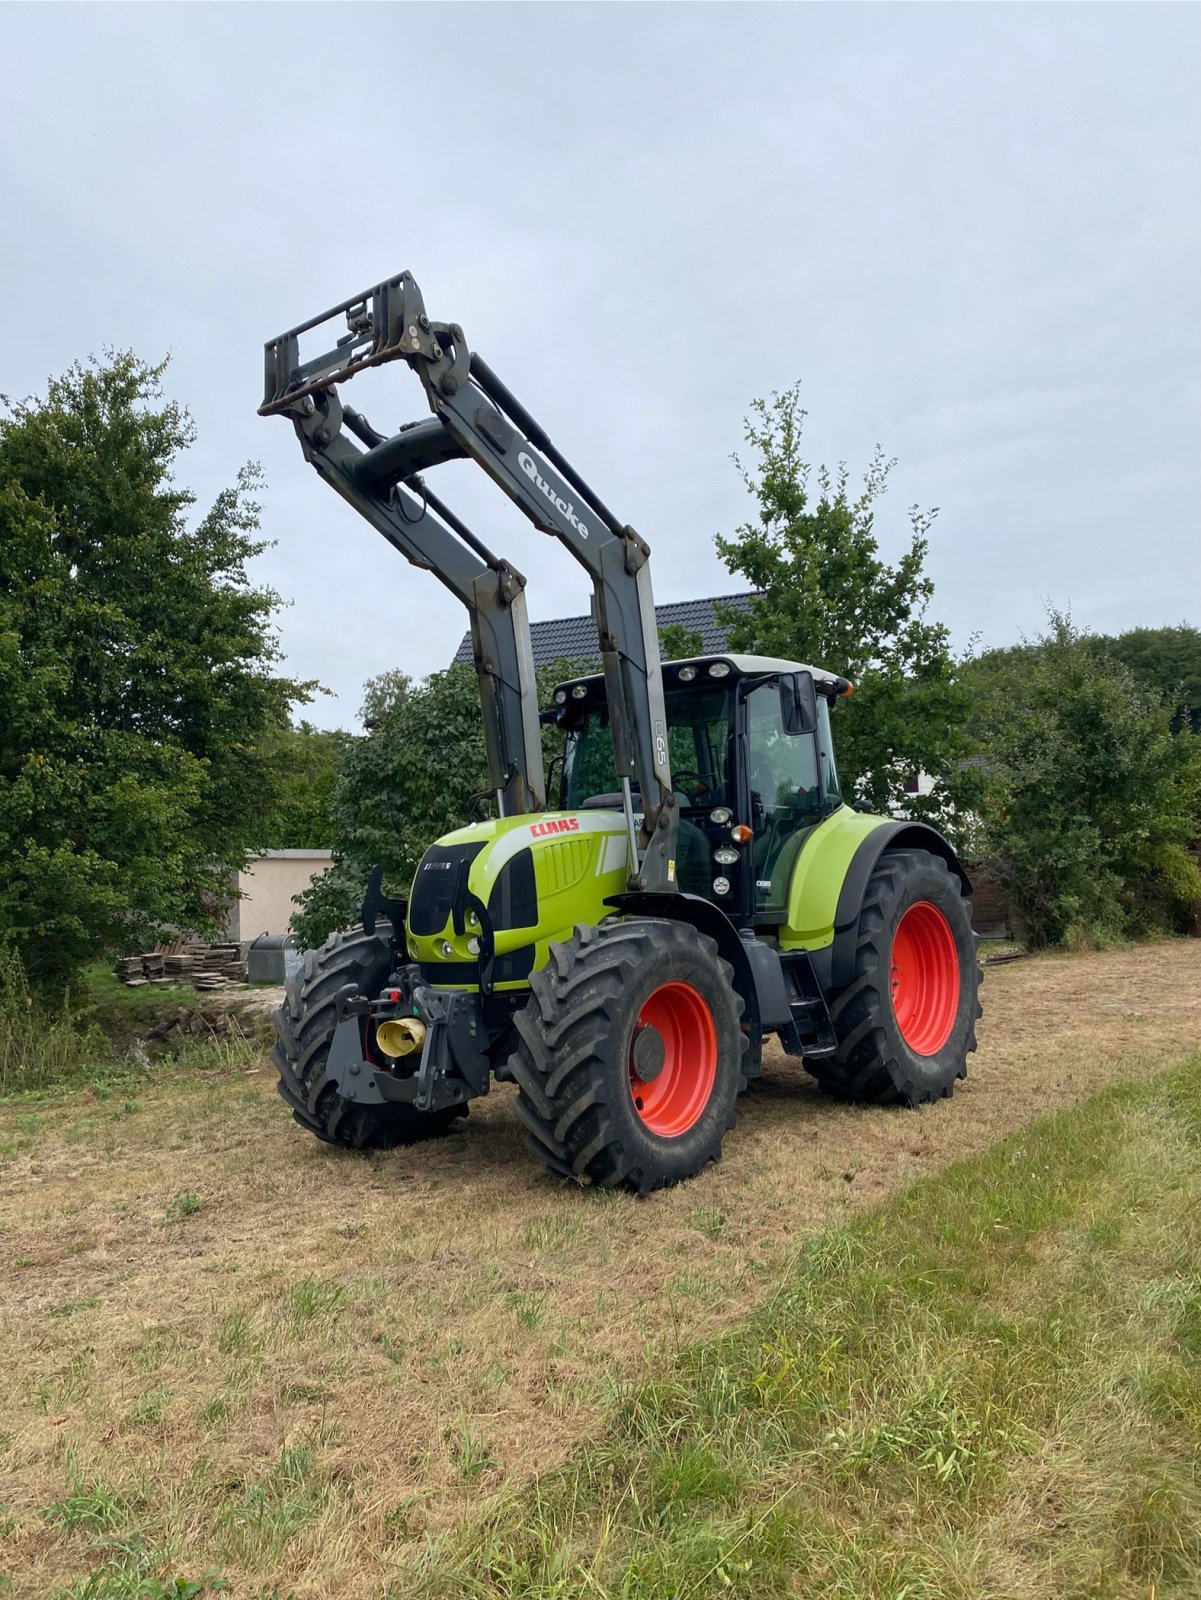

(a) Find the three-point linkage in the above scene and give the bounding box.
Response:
[261,271,678,893]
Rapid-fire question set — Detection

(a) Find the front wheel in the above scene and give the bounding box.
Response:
[812,849,982,1106]
[508,920,747,1193]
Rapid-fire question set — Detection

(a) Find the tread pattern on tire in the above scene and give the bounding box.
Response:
[814,849,984,1107]
[271,927,463,1149]
[507,920,747,1193]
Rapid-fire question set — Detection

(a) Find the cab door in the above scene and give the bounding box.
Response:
[740,676,826,923]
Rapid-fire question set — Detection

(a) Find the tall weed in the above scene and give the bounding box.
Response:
[0,946,115,1092]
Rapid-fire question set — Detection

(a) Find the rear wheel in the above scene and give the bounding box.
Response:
[272,928,465,1149]
[508,920,747,1192]
[812,850,982,1106]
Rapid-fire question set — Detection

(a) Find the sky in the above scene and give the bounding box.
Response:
[1,2,1198,731]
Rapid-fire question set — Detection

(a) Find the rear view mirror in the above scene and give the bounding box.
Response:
[780,671,819,736]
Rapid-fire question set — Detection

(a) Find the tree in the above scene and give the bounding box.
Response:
[253,720,353,849]
[963,613,1201,947]
[658,622,704,659]
[714,385,969,821]
[292,659,589,947]
[0,353,312,985]
[1094,625,1201,737]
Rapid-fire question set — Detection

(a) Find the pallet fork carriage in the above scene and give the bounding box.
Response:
[263,272,983,1191]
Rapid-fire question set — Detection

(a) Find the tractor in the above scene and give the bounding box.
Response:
[260,273,982,1192]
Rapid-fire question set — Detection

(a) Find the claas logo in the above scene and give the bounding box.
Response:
[529,817,581,839]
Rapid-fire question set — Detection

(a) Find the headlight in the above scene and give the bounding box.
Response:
[714,847,738,866]
[712,876,731,895]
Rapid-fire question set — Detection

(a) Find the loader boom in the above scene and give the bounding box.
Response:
[262,271,677,890]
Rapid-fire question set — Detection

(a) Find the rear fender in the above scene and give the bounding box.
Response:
[830,824,971,989]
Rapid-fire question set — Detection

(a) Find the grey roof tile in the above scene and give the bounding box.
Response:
[451,592,757,669]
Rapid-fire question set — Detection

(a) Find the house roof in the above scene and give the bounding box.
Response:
[450,592,757,669]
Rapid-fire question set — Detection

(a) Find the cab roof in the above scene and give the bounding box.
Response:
[552,653,850,702]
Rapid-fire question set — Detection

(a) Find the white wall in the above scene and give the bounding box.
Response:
[224,850,332,941]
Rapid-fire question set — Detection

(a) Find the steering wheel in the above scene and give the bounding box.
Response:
[671,768,716,805]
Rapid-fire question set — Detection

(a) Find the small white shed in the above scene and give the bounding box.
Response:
[223,849,332,942]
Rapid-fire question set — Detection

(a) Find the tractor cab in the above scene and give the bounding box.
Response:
[552,655,853,922]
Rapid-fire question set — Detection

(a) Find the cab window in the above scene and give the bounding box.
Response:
[562,686,732,809]
[817,697,841,806]
[745,680,822,912]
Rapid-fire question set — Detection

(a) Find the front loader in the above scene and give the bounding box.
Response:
[261,272,982,1192]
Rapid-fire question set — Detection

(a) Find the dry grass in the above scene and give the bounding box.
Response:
[1,941,1198,1596]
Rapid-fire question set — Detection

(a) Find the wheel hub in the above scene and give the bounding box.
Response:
[630,1022,666,1082]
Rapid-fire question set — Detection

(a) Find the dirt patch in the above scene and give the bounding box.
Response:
[1,942,1198,1597]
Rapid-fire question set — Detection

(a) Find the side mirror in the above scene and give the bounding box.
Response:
[779,672,819,736]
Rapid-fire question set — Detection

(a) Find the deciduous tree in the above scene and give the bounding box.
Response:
[292,660,586,946]
[714,384,970,822]
[0,354,311,984]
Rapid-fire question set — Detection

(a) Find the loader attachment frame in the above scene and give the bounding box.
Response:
[261,271,677,891]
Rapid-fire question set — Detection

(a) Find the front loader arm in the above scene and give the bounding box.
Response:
[262,293,544,817]
[262,271,677,891]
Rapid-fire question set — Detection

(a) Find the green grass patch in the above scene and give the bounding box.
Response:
[0,951,119,1095]
[77,965,197,1038]
[214,1443,333,1567]
[283,1275,345,1333]
[42,1460,137,1537]
[165,1192,203,1222]
[414,1057,1201,1599]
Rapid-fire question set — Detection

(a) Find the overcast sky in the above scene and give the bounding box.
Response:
[2,3,1197,730]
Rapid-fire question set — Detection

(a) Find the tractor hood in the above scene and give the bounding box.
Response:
[406,811,631,990]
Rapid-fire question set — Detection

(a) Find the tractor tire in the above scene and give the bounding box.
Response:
[812,849,982,1107]
[271,928,465,1149]
[508,920,747,1193]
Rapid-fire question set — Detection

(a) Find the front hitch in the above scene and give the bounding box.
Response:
[324,984,491,1115]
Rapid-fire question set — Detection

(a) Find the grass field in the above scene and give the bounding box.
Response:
[421,1055,1201,1599]
[0,942,1198,1597]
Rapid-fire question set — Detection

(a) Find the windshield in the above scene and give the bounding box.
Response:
[561,685,733,809]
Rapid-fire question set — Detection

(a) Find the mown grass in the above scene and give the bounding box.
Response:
[6,944,1199,1598]
[413,1057,1201,1599]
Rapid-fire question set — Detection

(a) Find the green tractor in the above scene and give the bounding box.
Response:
[261,273,982,1192]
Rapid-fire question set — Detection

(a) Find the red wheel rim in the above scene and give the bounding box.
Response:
[889,901,960,1055]
[629,982,717,1137]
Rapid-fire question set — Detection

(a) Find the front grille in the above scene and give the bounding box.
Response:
[409,842,484,936]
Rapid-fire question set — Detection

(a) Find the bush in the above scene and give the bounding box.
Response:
[1125,841,1201,937]
[966,613,1201,948]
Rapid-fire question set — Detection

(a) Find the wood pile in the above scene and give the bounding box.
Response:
[117,942,248,991]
